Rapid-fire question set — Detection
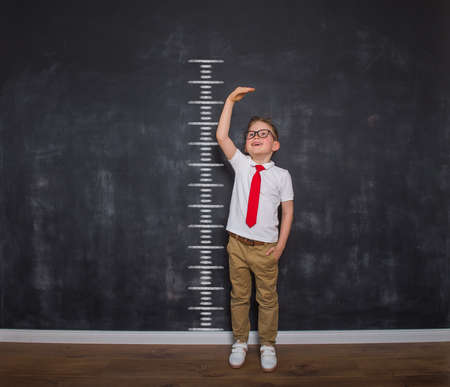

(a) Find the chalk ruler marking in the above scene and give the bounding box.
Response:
[188,59,224,63]
[187,59,225,331]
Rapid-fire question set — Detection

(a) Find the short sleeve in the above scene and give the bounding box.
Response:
[280,170,294,202]
[228,149,248,172]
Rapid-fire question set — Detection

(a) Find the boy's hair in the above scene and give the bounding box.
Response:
[246,116,279,141]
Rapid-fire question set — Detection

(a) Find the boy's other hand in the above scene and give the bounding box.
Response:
[227,87,255,102]
[266,245,283,261]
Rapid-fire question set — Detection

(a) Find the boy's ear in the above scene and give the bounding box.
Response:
[272,141,280,152]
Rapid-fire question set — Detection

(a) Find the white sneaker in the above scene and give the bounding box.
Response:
[260,345,277,372]
[229,341,248,368]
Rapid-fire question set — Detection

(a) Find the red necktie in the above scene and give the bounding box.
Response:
[246,165,265,227]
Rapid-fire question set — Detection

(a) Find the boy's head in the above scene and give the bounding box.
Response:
[244,116,280,159]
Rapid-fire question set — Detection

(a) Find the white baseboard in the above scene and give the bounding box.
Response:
[0,329,448,344]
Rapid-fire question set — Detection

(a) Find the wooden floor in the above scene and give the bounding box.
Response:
[0,342,449,386]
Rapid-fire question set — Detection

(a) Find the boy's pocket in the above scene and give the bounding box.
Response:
[261,243,279,266]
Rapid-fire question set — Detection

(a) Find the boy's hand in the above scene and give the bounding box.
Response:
[266,245,283,261]
[227,87,255,102]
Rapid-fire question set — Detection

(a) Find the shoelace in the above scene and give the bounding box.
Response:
[232,343,247,353]
[260,346,276,356]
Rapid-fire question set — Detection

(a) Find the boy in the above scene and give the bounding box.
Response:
[216,86,294,372]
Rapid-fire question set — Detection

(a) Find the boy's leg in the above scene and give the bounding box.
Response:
[227,236,252,343]
[249,243,279,347]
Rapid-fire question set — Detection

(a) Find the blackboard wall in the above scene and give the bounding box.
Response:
[1,0,449,331]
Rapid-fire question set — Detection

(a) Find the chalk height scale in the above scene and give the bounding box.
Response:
[187,59,226,331]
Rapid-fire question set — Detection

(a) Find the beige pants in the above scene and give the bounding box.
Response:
[227,235,279,346]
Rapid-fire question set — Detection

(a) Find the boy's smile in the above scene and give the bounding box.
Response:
[250,139,263,147]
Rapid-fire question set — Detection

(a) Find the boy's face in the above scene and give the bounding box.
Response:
[245,121,280,158]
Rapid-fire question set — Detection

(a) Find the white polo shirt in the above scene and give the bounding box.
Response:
[226,149,294,243]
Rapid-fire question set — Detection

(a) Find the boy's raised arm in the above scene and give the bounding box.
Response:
[216,86,255,160]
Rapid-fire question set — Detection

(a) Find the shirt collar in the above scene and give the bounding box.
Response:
[247,155,275,170]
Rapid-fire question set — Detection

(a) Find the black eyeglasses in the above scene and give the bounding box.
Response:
[246,129,276,140]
